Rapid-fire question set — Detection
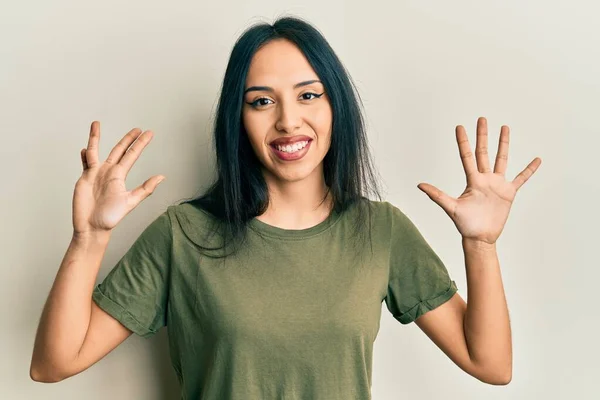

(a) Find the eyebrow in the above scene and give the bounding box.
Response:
[243,79,322,95]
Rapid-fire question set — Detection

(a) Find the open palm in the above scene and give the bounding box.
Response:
[417,117,542,245]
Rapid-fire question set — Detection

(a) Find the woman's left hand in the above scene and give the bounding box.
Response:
[417,117,542,245]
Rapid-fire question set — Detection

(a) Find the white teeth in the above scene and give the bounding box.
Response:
[275,140,309,153]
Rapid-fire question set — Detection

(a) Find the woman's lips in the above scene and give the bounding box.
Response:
[270,139,312,161]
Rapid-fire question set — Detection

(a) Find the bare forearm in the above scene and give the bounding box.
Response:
[462,237,512,381]
[31,231,111,379]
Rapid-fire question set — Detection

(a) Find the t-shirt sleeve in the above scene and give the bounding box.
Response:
[92,208,172,338]
[384,203,458,324]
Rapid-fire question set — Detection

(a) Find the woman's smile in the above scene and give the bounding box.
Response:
[269,139,313,161]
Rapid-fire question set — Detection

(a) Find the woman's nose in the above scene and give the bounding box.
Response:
[275,100,303,133]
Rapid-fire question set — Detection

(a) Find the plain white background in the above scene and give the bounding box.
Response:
[2,0,598,398]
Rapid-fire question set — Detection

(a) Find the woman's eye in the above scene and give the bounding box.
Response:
[249,98,273,108]
[246,92,323,108]
[301,92,323,101]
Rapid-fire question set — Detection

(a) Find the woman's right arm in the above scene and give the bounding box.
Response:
[29,231,133,383]
[30,121,166,382]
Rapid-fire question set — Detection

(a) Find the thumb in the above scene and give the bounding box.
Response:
[417,182,456,218]
[129,175,166,206]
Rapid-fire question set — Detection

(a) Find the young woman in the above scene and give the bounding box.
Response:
[30,15,541,399]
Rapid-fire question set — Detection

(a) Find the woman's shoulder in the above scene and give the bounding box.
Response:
[169,200,218,219]
[357,198,414,232]
[338,198,395,231]
[166,201,225,247]
[359,198,398,219]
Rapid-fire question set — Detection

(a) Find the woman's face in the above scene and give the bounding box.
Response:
[242,38,333,184]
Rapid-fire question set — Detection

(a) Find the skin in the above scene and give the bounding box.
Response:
[242,38,334,229]
[30,123,162,382]
[415,118,542,384]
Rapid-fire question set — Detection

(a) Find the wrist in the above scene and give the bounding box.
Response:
[72,229,112,247]
[462,237,497,252]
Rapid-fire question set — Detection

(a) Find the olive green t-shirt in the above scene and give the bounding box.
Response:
[92,199,458,399]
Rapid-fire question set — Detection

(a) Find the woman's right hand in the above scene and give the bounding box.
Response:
[72,121,166,236]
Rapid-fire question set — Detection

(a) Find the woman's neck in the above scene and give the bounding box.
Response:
[256,177,333,230]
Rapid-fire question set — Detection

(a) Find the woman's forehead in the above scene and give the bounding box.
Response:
[246,40,319,87]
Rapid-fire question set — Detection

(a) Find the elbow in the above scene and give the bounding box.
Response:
[29,361,67,383]
[499,367,513,385]
[486,370,512,386]
[494,361,513,385]
[470,360,512,386]
[479,366,512,386]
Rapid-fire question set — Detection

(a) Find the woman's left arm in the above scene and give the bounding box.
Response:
[412,117,542,385]
[461,238,511,382]
[414,238,511,385]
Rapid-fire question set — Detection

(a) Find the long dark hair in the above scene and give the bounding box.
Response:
[175,15,383,258]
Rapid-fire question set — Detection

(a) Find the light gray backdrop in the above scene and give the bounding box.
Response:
[2,0,597,399]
